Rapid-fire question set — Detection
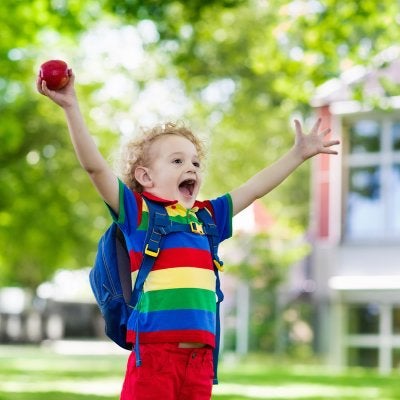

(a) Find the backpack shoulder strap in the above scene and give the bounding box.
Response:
[130,197,172,366]
[130,198,170,307]
[196,206,224,385]
[196,207,224,273]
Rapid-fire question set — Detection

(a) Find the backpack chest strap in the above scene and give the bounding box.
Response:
[144,218,204,256]
[145,206,217,255]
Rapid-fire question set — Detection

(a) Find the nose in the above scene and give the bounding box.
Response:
[186,162,196,173]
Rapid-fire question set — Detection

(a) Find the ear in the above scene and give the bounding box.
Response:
[134,166,153,188]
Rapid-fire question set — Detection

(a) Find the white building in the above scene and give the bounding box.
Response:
[310,46,400,373]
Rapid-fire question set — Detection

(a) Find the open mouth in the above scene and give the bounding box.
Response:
[179,179,196,197]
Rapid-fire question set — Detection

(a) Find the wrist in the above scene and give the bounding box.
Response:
[290,145,307,164]
[62,99,80,113]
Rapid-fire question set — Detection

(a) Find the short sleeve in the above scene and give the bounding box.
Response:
[106,179,142,236]
[208,193,233,243]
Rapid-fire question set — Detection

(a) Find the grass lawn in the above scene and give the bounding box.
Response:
[0,343,399,399]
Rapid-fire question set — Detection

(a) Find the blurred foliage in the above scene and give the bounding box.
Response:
[1,0,400,289]
[223,225,310,351]
[0,0,106,286]
[226,231,309,287]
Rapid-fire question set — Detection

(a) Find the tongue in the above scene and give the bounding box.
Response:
[179,185,191,196]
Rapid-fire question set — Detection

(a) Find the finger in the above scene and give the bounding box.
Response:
[323,139,340,147]
[319,127,332,137]
[68,69,75,84]
[41,80,53,96]
[37,78,50,96]
[294,119,303,136]
[36,76,44,93]
[321,149,338,155]
[41,79,48,92]
[311,118,322,134]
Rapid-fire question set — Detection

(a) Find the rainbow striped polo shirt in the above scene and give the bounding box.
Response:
[112,181,233,348]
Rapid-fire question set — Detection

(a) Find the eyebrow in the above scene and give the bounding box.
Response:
[169,151,199,159]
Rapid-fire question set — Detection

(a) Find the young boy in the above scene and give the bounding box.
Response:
[37,70,339,400]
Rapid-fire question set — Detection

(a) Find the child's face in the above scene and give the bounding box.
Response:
[144,134,203,209]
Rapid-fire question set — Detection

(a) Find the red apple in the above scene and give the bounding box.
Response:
[39,60,69,90]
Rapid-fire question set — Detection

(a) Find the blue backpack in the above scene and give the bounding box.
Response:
[89,198,224,384]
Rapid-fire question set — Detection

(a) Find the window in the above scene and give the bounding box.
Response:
[344,303,400,370]
[348,304,379,334]
[392,306,400,334]
[349,120,380,153]
[392,348,400,369]
[392,122,400,150]
[348,348,378,368]
[344,118,400,241]
[346,303,380,368]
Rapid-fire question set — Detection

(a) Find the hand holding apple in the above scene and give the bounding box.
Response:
[39,60,70,90]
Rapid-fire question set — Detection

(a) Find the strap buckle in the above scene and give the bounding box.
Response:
[144,244,160,257]
[213,259,224,272]
[190,221,204,235]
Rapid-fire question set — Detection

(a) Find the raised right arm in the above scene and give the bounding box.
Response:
[37,71,120,214]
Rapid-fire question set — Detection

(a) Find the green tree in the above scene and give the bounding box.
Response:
[2,0,400,288]
[0,0,105,286]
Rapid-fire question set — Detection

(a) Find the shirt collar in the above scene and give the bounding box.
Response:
[142,191,177,205]
[142,191,205,209]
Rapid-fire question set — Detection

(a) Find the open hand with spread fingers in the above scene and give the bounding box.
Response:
[294,118,340,161]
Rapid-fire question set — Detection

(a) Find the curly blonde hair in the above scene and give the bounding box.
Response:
[119,122,206,193]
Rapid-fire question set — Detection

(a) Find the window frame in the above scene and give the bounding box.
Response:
[342,114,400,243]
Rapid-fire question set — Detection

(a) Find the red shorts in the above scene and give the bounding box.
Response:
[120,343,214,400]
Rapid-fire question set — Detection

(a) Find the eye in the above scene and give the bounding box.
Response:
[193,161,200,168]
[172,158,183,164]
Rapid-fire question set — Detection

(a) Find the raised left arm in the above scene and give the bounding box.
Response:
[230,118,339,216]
